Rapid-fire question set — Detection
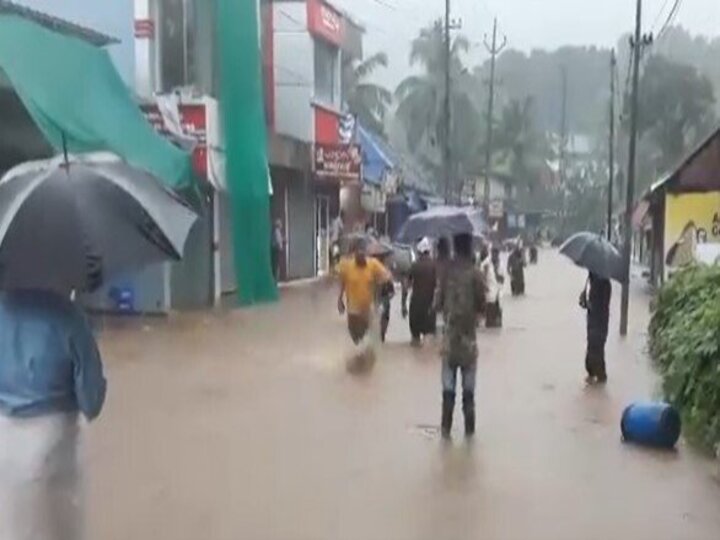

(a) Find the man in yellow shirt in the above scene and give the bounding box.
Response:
[337,239,392,344]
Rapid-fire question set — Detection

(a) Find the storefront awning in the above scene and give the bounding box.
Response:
[357,124,394,185]
[0,15,192,190]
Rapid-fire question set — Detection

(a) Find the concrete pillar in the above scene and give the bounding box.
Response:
[134,0,158,98]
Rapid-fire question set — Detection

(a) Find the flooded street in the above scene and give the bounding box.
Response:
[86,251,720,540]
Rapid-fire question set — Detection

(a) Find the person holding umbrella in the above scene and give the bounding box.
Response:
[560,232,624,384]
[579,273,611,384]
[0,285,106,540]
[0,152,199,539]
[436,233,487,438]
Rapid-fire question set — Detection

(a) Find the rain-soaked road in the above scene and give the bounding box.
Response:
[86,251,720,540]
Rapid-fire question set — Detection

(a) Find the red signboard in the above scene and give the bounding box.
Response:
[314,143,361,182]
[314,106,340,145]
[307,0,344,46]
[134,19,155,39]
[141,103,207,179]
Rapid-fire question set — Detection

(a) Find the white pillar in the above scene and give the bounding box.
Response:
[134,0,158,98]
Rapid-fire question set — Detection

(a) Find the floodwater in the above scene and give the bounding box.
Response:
[86,252,720,540]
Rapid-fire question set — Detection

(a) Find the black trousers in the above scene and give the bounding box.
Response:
[271,247,281,281]
[585,327,608,378]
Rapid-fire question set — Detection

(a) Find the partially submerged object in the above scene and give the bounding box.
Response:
[621,401,682,449]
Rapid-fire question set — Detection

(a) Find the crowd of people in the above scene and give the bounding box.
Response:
[334,231,542,438]
[335,231,613,438]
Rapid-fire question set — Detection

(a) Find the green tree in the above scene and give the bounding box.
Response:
[492,97,549,189]
[394,21,481,194]
[343,52,392,137]
[630,55,716,172]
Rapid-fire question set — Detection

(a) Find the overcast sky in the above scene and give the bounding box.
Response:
[333,0,720,87]
[12,0,720,88]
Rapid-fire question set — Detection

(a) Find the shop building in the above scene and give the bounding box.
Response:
[634,127,720,287]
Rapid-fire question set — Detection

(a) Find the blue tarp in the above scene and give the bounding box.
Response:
[357,124,394,185]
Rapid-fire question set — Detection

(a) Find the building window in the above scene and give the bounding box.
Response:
[314,39,338,107]
[159,0,196,92]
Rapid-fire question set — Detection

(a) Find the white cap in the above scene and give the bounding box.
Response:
[416,237,432,254]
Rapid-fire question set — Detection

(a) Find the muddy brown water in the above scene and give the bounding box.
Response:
[86,252,720,540]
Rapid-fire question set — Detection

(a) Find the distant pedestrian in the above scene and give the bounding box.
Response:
[271,219,284,282]
[0,288,106,540]
[374,252,396,343]
[480,245,502,328]
[401,238,437,346]
[330,210,345,267]
[436,233,486,438]
[580,272,611,384]
[337,238,392,345]
[507,244,525,296]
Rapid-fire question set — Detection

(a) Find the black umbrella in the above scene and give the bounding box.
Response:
[396,205,486,244]
[560,232,625,283]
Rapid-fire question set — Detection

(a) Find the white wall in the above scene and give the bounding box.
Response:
[273,2,314,142]
[134,0,159,98]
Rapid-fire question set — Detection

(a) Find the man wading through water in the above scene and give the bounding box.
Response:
[337,238,391,345]
[401,238,437,346]
[435,233,486,438]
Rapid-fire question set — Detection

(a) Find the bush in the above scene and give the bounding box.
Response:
[648,265,720,453]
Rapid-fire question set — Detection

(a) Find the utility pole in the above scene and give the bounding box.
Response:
[443,0,452,203]
[607,49,616,242]
[482,17,507,215]
[559,65,568,233]
[620,0,651,336]
[442,0,461,204]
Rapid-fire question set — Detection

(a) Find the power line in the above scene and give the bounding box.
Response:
[650,0,672,34]
[656,0,683,41]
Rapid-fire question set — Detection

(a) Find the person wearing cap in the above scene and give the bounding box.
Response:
[402,237,438,346]
[337,237,392,344]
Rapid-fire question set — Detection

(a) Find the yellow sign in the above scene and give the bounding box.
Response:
[664,192,720,270]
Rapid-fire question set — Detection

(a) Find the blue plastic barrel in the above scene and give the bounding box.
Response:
[621,402,681,449]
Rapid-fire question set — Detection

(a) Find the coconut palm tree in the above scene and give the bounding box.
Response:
[343,52,392,137]
[493,97,547,187]
[394,21,482,194]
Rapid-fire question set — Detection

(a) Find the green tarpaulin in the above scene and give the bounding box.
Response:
[217,0,277,305]
[0,15,191,190]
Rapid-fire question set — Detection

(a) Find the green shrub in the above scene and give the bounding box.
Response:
[648,265,720,453]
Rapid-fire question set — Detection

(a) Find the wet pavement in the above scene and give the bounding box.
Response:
[86,251,720,540]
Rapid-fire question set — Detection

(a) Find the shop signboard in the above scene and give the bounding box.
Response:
[313,143,361,182]
[664,191,720,275]
[488,200,504,219]
[307,0,344,45]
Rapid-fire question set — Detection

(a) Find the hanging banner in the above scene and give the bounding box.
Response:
[313,143,361,182]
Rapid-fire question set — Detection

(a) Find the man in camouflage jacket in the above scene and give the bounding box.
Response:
[435,233,487,438]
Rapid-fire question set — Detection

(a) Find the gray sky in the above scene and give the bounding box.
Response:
[13,0,134,81]
[10,0,720,89]
[333,0,720,87]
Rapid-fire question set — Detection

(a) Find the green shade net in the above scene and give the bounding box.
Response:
[0,15,191,190]
[217,0,277,305]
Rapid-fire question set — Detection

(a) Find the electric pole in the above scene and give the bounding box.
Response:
[443,0,452,203]
[442,0,461,204]
[607,49,616,242]
[482,17,507,215]
[620,0,651,336]
[559,65,568,234]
